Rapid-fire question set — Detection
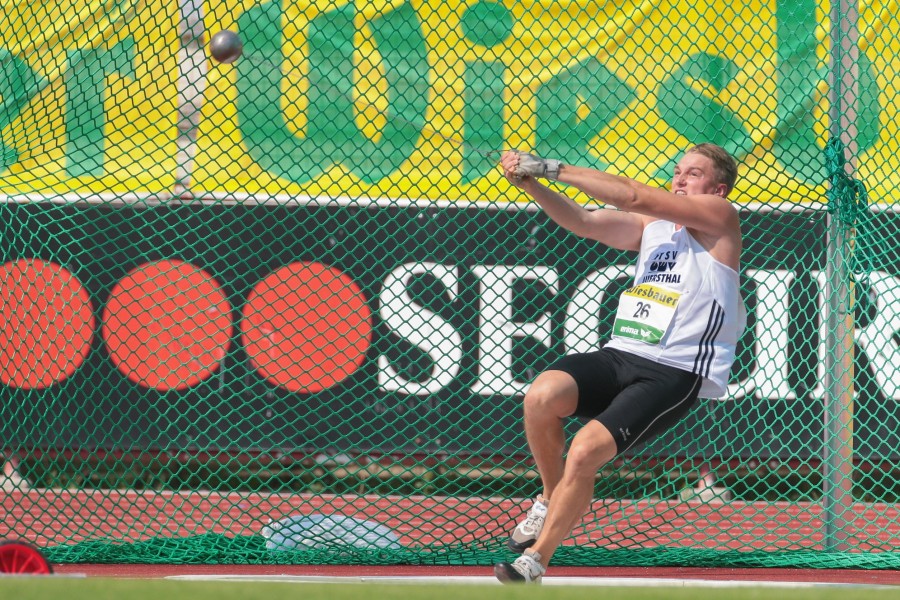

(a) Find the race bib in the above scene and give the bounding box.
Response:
[612,283,681,345]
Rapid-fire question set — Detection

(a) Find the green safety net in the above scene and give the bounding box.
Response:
[2,0,900,570]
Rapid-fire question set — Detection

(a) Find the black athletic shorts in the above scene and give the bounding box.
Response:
[548,347,702,454]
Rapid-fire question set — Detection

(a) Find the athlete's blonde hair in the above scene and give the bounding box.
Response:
[687,143,738,196]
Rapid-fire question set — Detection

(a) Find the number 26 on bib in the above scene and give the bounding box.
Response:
[612,284,681,345]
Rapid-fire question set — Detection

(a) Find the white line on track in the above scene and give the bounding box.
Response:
[165,574,895,589]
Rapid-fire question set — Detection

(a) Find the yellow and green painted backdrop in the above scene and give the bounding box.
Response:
[1,0,896,204]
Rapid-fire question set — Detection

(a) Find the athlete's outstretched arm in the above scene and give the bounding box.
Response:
[555,163,738,238]
[500,152,645,251]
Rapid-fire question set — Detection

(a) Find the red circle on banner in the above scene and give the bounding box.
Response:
[102,260,233,391]
[0,259,95,389]
[241,262,372,393]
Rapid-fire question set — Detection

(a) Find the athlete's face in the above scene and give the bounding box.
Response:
[671,152,728,198]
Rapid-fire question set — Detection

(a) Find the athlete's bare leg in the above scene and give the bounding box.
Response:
[530,419,617,564]
[522,370,579,500]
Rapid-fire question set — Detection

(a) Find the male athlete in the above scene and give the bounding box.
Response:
[494,144,745,583]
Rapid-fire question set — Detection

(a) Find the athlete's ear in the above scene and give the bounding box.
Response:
[715,183,728,198]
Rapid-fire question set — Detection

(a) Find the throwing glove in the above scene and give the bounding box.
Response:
[514,151,562,180]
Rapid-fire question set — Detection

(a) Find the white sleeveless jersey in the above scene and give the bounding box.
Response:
[605,220,745,398]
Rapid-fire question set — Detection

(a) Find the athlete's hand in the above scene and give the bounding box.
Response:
[500,150,528,187]
[501,150,561,181]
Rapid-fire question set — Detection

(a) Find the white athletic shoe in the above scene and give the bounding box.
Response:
[508,495,547,552]
[494,550,546,584]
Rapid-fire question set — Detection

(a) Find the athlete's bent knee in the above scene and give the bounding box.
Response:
[565,426,617,473]
[523,371,577,419]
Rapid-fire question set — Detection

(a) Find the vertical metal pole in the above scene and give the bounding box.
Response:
[824,0,858,553]
[174,0,207,197]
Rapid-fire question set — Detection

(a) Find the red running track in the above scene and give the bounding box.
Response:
[46,563,900,586]
[3,488,900,558]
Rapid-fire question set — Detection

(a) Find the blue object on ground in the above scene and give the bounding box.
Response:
[262,514,402,551]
